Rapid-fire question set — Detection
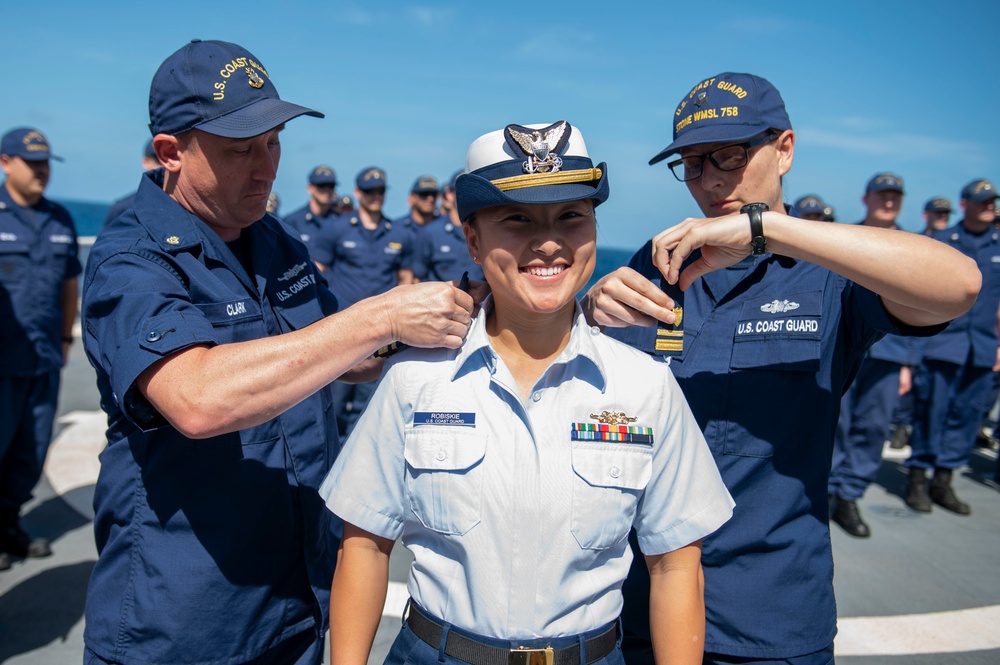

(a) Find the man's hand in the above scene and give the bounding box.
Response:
[898,365,912,395]
[580,267,676,328]
[652,214,753,291]
[381,282,475,349]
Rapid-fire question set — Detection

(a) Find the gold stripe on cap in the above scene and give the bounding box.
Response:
[490,168,603,192]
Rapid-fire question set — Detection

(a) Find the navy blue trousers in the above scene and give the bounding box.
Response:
[909,358,995,469]
[0,371,60,515]
[829,359,901,501]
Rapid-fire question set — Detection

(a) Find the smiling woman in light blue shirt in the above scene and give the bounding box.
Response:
[321,121,734,665]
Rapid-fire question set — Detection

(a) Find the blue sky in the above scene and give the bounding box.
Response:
[3,0,998,247]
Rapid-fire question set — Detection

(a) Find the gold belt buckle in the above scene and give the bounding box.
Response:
[508,646,554,665]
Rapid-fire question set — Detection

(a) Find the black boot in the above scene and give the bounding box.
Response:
[930,468,971,515]
[906,467,932,512]
[0,512,52,559]
[832,497,871,538]
[887,425,911,450]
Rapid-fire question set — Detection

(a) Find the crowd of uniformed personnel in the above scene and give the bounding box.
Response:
[0,36,998,665]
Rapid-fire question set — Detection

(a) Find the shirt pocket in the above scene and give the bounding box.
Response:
[570,441,652,550]
[404,426,487,536]
[0,241,31,284]
[725,291,823,458]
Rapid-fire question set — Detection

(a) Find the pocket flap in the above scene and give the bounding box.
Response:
[404,426,486,472]
[571,442,652,490]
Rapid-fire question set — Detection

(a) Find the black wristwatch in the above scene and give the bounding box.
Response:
[741,202,769,256]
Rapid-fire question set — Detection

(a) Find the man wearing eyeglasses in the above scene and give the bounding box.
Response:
[283,164,340,263]
[580,72,979,664]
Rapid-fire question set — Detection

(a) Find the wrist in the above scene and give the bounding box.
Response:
[740,202,769,255]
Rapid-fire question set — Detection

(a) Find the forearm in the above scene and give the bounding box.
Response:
[762,212,979,326]
[330,526,393,665]
[647,546,705,665]
[141,293,396,438]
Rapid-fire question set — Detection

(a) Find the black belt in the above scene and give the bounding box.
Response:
[406,602,618,665]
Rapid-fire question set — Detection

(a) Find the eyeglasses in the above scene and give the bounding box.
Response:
[667,134,778,182]
[415,191,438,199]
[313,183,336,190]
[362,188,387,196]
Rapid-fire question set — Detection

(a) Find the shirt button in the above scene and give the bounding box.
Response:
[531,391,542,402]
[609,466,621,479]
[590,326,601,335]
[146,331,161,342]
[435,450,446,461]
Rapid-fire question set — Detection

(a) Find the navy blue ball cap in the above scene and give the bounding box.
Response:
[309,165,337,185]
[356,167,387,190]
[456,121,608,223]
[792,194,826,217]
[866,172,904,194]
[148,39,323,139]
[411,175,439,194]
[924,196,952,213]
[961,179,997,203]
[649,73,791,165]
[1,127,63,162]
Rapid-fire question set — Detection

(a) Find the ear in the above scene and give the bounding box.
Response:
[462,221,480,262]
[0,154,11,176]
[774,129,795,178]
[960,199,968,213]
[154,134,183,174]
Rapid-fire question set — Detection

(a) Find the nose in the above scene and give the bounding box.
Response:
[696,158,726,190]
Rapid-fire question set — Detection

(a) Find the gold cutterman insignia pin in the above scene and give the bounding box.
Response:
[590,411,638,426]
[246,67,264,89]
[165,236,180,245]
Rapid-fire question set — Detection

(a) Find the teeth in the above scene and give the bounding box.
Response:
[527,265,564,276]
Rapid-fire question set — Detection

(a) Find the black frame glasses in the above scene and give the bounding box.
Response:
[667,133,778,182]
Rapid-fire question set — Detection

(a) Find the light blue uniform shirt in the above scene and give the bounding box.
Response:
[321,301,734,640]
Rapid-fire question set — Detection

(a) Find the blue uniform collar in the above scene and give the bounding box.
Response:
[346,211,393,233]
[452,295,607,391]
[131,169,282,294]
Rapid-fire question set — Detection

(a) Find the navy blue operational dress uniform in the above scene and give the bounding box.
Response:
[410,170,484,283]
[828,173,908,538]
[283,165,340,258]
[314,167,413,438]
[592,73,959,664]
[81,40,337,665]
[0,127,79,569]
[906,178,1000,515]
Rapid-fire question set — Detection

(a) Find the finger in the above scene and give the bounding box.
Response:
[677,257,712,292]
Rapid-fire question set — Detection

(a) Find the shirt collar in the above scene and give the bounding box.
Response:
[451,295,608,392]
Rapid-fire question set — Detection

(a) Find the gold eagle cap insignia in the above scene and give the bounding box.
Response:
[246,67,264,89]
[504,121,571,174]
[590,410,638,426]
[506,121,569,160]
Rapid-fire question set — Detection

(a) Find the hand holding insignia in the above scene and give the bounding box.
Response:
[580,267,678,329]
[652,213,759,291]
